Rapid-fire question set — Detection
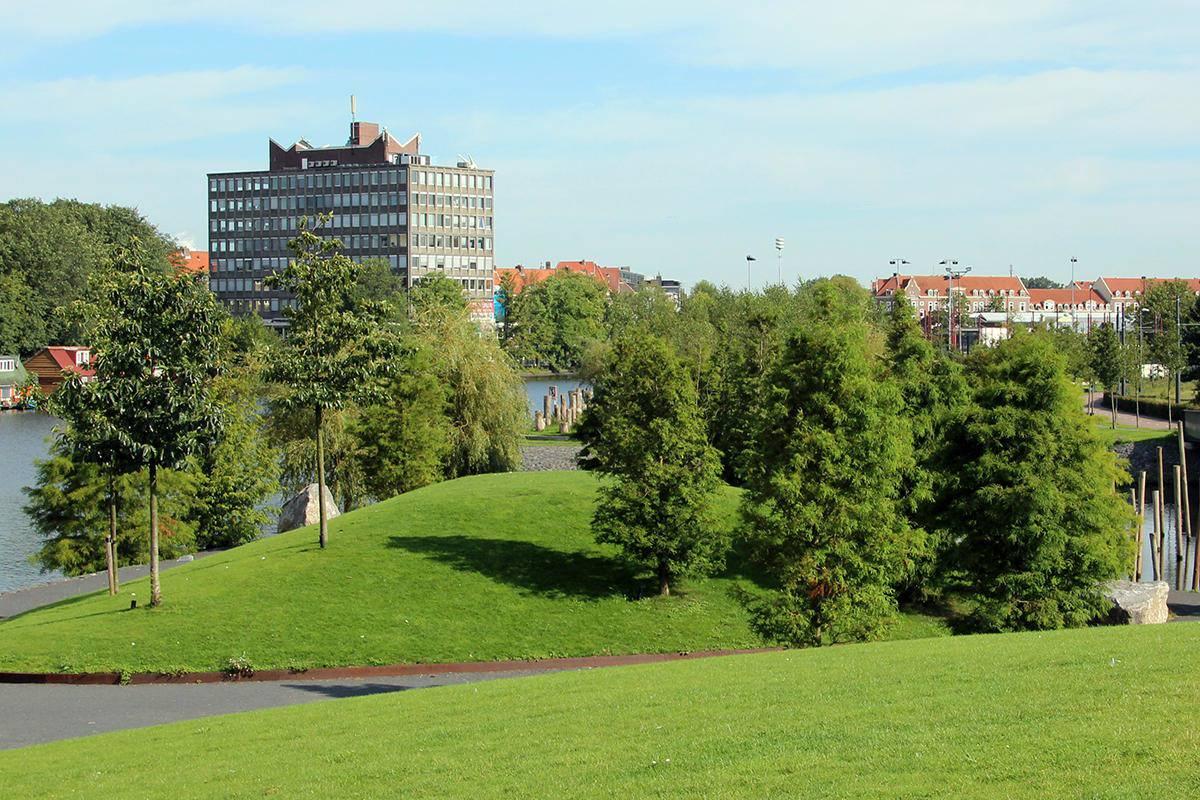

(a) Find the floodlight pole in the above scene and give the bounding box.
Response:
[941,260,969,351]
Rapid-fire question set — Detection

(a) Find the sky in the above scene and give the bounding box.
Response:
[2,1,1199,290]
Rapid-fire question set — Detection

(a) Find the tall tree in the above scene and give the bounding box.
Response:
[578,332,724,596]
[1141,281,1192,413]
[508,270,608,371]
[883,296,969,596]
[742,319,915,645]
[937,332,1131,631]
[1023,276,1064,289]
[1089,323,1122,428]
[81,238,223,605]
[265,219,395,547]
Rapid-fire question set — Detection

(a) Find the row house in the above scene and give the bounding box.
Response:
[1091,277,1200,315]
[871,274,1030,317]
[1027,283,1112,313]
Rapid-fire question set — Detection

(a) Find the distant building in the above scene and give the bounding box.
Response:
[871,273,1030,317]
[23,346,93,395]
[1092,277,1200,316]
[170,249,210,277]
[208,119,494,325]
[0,355,30,409]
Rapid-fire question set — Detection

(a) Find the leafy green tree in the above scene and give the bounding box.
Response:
[353,340,452,500]
[496,271,518,344]
[1023,276,1064,289]
[409,271,469,320]
[1088,323,1122,428]
[605,286,676,341]
[352,257,406,307]
[742,319,915,646]
[508,270,608,371]
[417,304,526,476]
[265,219,396,548]
[937,332,1132,631]
[578,332,723,596]
[1141,281,1193,412]
[883,297,969,597]
[193,371,280,550]
[24,442,198,577]
[0,199,176,355]
[75,238,223,604]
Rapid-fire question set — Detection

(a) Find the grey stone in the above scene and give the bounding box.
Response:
[176,555,194,563]
[277,483,340,534]
[1104,580,1170,624]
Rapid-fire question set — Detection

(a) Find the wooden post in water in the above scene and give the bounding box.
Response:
[1130,487,1141,581]
[1176,465,1185,590]
[1135,471,1147,581]
[1150,489,1162,581]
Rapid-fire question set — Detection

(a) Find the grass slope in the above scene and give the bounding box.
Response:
[0,471,943,674]
[5,624,1200,798]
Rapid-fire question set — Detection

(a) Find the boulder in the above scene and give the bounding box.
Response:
[277,483,340,534]
[1103,580,1170,624]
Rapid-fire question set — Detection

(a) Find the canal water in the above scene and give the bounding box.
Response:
[1139,503,1198,589]
[0,412,61,593]
[523,376,585,417]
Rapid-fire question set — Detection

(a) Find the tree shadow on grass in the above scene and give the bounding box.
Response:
[386,535,641,600]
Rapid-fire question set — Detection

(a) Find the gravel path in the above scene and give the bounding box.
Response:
[520,444,582,471]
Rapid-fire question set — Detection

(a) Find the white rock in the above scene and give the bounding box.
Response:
[277,483,340,534]
[1104,580,1170,624]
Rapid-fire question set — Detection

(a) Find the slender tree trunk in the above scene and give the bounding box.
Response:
[316,405,328,549]
[1111,392,1117,430]
[657,560,670,597]
[107,475,119,595]
[149,462,161,607]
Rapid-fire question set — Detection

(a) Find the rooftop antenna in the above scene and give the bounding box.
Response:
[350,94,357,123]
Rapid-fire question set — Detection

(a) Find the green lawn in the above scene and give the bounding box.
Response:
[1090,416,1174,447]
[5,624,1200,797]
[0,471,947,674]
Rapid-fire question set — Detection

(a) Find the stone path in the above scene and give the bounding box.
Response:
[520,444,582,471]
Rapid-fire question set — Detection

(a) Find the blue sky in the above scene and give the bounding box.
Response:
[2,2,1199,289]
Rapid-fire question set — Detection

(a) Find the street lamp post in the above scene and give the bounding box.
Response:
[775,238,785,285]
[1070,257,1078,333]
[940,259,969,351]
[745,255,756,291]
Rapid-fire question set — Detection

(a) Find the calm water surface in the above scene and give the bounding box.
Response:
[523,377,585,417]
[0,412,61,593]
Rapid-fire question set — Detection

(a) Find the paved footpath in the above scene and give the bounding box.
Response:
[0,669,557,750]
[0,553,215,620]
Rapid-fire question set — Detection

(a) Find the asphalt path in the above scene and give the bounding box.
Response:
[0,552,216,620]
[0,669,559,750]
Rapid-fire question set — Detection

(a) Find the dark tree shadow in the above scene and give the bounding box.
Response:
[281,682,415,699]
[387,535,641,600]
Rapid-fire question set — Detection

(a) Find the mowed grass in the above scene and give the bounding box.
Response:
[0,471,943,674]
[6,624,1200,798]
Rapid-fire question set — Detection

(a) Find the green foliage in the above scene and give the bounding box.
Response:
[604,286,677,341]
[937,332,1133,631]
[508,270,608,370]
[264,219,397,416]
[578,333,724,595]
[741,319,915,646]
[409,271,469,320]
[268,405,366,512]
[192,372,280,550]
[353,340,453,500]
[420,311,526,477]
[352,256,406,308]
[883,297,969,595]
[1023,276,1064,289]
[0,198,176,355]
[23,440,197,575]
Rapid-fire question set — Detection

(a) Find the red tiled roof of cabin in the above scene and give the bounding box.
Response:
[167,249,210,275]
[42,347,95,377]
[494,265,557,294]
[556,260,627,294]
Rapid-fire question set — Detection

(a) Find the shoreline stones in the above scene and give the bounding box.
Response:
[1103,580,1169,624]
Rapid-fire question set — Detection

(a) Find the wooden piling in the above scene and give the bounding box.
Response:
[1176,465,1185,590]
[1130,487,1141,581]
[1150,489,1162,581]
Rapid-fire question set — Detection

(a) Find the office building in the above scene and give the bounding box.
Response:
[207,120,495,324]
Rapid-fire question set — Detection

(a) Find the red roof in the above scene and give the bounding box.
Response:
[1099,277,1200,295]
[556,260,630,293]
[1028,287,1108,307]
[494,266,558,294]
[170,250,209,275]
[42,347,95,377]
[873,274,1026,297]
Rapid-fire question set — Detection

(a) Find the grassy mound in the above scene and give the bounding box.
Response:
[0,471,943,674]
[5,623,1200,797]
